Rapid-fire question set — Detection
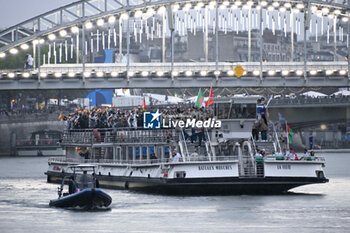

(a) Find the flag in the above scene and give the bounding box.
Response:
[266,96,273,108]
[287,124,294,144]
[205,85,214,107]
[142,98,146,110]
[195,89,204,108]
[278,112,285,121]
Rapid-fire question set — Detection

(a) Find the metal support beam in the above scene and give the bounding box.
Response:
[248,7,251,62]
[291,10,294,62]
[215,3,219,80]
[259,1,263,81]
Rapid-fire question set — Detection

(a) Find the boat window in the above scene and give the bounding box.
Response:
[229,104,256,119]
[217,103,231,119]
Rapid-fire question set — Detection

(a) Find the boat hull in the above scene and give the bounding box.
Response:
[49,188,112,208]
[46,171,328,195]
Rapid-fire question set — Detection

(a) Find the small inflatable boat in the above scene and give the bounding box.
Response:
[49,188,112,208]
[49,164,112,209]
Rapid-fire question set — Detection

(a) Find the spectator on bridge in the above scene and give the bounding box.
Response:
[26,54,34,69]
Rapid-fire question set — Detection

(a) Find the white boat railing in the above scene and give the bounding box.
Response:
[48,155,239,165]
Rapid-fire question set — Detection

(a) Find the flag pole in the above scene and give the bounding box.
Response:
[285,119,289,150]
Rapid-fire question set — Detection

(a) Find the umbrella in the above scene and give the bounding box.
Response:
[301,91,327,98]
[331,90,350,96]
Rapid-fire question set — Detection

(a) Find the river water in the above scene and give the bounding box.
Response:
[0,153,349,233]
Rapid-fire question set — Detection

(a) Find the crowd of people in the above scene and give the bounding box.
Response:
[255,147,316,160]
[62,105,214,130]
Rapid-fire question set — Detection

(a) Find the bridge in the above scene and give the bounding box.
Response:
[1,0,350,89]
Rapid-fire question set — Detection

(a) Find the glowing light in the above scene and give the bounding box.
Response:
[220,4,227,10]
[280,7,286,13]
[334,9,341,15]
[96,71,104,77]
[108,16,116,24]
[85,21,93,29]
[328,14,335,19]
[68,72,75,77]
[227,70,234,76]
[296,3,304,9]
[268,6,274,11]
[320,124,327,130]
[326,70,334,76]
[293,8,300,14]
[83,72,91,77]
[111,71,118,77]
[172,71,179,76]
[310,70,317,75]
[184,3,192,11]
[0,52,5,58]
[260,1,268,7]
[54,72,62,78]
[20,44,29,50]
[296,70,303,76]
[9,48,18,54]
[223,1,230,6]
[128,71,134,77]
[342,17,349,22]
[59,30,67,37]
[141,71,149,77]
[157,6,166,14]
[322,8,329,14]
[272,2,280,8]
[97,19,104,26]
[40,73,47,78]
[39,39,45,44]
[134,11,143,18]
[146,8,155,17]
[253,70,260,76]
[185,71,192,76]
[48,34,56,41]
[197,2,204,8]
[268,70,276,76]
[311,6,318,13]
[156,71,164,76]
[172,4,180,12]
[71,26,79,33]
[339,70,347,75]
[282,70,289,76]
[284,3,291,8]
[235,1,242,6]
[22,72,30,78]
[200,70,207,76]
[214,71,221,76]
[8,73,15,78]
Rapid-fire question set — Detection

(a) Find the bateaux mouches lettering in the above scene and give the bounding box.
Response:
[198,165,233,170]
[163,118,222,129]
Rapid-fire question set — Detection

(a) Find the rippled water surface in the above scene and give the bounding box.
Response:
[0,153,349,233]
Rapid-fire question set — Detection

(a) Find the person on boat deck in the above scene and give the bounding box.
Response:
[274,148,283,156]
[68,175,77,194]
[172,149,182,162]
[300,148,310,160]
[255,149,263,157]
[79,171,94,189]
[288,148,299,160]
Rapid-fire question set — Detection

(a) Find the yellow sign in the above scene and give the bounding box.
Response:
[233,65,245,78]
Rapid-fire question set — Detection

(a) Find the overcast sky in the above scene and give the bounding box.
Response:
[0,0,78,28]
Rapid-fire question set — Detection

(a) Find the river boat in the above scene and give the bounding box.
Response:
[49,165,112,209]
[46,96,328,195]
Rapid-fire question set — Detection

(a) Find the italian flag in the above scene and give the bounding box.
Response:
[287,124,294,144]
[195,88,205,108]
